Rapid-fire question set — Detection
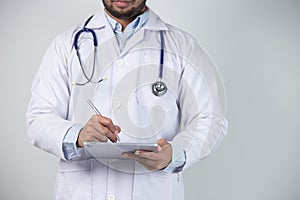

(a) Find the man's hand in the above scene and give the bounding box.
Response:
[121,139,172,171]
[77,115,121,147]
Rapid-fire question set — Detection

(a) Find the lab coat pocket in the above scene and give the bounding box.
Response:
[133,84,180,140]
[55,159,92,200]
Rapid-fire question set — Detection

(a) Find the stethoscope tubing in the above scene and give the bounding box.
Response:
[159,31,164,80]
[74,15,98,50]
[73,15,168,96]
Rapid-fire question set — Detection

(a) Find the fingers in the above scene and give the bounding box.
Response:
[77,128,109,147]
[122,139,172,171]
[122,152,161,171]
[77,115,121,147]
[97,116,120,135]
[96,115,121,141]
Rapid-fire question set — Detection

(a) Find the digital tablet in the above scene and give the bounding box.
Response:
[84,142,159,159]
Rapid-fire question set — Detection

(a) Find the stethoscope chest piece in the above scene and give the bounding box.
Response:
[152,81,167,96]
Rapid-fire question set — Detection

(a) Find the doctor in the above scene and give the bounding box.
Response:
[26,0,228,199]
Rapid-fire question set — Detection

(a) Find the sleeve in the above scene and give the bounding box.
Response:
[172,36,228,170]
[163,142,186,173]
[26,34,76,160]
[63,124,85,160]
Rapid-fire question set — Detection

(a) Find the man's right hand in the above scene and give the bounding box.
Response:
[77,115,121,147]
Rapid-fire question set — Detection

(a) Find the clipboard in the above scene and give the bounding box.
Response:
[84,142,158,159]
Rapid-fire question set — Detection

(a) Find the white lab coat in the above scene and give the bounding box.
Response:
[26,8,228,200]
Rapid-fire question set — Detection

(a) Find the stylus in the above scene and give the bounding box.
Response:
[87,99,121,142]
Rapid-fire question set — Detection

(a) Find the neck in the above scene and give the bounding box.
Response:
[105,6,147,31]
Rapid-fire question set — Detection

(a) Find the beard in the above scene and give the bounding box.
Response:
[102,0,147,20]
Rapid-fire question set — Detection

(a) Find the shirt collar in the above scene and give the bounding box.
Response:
[105,9,149,34]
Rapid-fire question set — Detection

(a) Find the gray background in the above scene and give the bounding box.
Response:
[1,0,300,199]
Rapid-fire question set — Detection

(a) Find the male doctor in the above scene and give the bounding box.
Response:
[26,0,228,199]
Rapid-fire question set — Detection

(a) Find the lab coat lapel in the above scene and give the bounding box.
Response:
[85,9,106,30]
[85,9,121,56]
[120,8,168,55]
[144,8,169,31]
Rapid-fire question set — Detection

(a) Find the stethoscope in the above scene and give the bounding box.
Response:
[73,16,168,96]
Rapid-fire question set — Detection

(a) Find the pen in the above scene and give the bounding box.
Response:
[87,99,121,142]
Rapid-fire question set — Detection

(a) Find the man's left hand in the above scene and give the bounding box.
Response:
[122,139,172,171]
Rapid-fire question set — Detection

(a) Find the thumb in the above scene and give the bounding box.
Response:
[156,138,169,151]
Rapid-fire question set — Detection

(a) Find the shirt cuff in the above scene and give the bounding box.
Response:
[163,142,186,173]
[62,124,84,161]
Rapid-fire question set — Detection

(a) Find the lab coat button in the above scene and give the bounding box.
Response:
[116,59,124,66]
[113,101,121,109]
[107,194,116,200]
